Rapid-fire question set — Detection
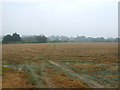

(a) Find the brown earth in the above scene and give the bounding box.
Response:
[45,66,89,88]
[2,69,35,88]
[2,42,118,88]
[2,42,118,64]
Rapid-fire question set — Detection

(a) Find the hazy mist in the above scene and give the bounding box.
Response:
[1,0,119,38]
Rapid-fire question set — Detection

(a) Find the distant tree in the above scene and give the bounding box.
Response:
[2,34,13,43]
[95,37,105,42]
[12,33,21,42]
[21,35,38,43]
[74,35,86,42]
[2,33,21,43]
[114,38,118,42]
[36,35,47,43]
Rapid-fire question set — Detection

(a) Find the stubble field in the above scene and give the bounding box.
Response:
[2,42,118,88]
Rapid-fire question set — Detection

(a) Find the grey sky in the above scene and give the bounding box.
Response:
[1,0,119,38]
[0,3,2,36]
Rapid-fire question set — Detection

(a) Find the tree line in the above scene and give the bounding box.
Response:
[2,33,119,44]
[48,35,119,42]
[2,33,21,43]
[2,33,47,44]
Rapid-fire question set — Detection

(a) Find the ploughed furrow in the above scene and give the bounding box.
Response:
[47,61,106,88]
[22,62,54,88]
[3,61,117,88]
[43,44,57,55]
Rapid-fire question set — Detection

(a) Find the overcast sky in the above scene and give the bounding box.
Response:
[1,0,119,38]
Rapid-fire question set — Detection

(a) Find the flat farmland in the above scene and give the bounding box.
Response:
[2,42,118,88]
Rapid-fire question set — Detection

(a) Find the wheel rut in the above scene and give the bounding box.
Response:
[47,61,106,88]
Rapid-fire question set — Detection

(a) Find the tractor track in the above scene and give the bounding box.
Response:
[47,61,106,88]
[3,60,117,88]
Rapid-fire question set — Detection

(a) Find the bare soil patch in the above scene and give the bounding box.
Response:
[2,69,35,88]
[2,42,118,88]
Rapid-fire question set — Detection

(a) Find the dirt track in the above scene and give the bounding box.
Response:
[7,60,115,88]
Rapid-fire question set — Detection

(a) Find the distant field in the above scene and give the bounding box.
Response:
[2,42,118,88]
